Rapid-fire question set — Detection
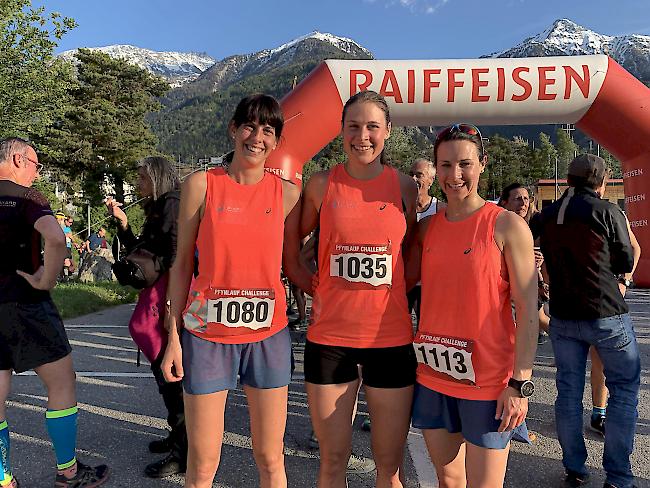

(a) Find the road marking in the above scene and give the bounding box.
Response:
[14,394,321,460]
[407,428,438,488]
[68,339,137,352]
[16,371,153,378]
[65,325,128,328]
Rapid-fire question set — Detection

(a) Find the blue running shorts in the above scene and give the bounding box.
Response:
[411,382,530,449]
[181,327,292,395]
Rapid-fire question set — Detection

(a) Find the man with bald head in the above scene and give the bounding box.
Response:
[408,158,444,322]
[0,138,109,487]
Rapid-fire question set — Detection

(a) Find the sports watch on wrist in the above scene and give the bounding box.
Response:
[508,378,535,398]
[618,276,633,287]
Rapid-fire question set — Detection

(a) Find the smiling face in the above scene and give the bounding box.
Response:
[435,139,486,201]
[230,119,278,167]
[504,187,530,218]
[342,101,391,167]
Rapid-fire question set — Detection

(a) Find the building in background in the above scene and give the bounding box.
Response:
[535,178,625,211]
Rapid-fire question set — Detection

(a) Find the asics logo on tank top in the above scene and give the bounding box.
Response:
[265,208,272,214]
[214,205,242,213]
[330,200,358,209]
[379,204,387,210]
[464,248,472,254]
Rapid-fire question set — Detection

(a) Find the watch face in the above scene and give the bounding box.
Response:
[521,380,535,398]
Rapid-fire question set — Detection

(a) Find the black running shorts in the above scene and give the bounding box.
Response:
[304,340,417,388]
[0,299,72,373]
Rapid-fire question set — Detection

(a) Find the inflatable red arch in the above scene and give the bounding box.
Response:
[265,55,650,286]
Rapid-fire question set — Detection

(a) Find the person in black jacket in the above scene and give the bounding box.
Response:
[532,154,640,488]
[105,156,187,478]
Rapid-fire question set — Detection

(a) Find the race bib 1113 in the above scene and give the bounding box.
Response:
[413,332,476,384]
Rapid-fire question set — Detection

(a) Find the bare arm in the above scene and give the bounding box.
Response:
[495,211,538,431]
[17,215,67,290]
[161,171,207,382]
[398,173,418,291]
[283,171,328,296]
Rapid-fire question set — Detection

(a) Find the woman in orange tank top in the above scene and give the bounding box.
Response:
[285,91,418,488]
[161,95,300,488]
[410,124,538,487]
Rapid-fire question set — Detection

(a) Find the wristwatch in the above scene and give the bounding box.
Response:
[508,378,535,398]
[618,276,633,287]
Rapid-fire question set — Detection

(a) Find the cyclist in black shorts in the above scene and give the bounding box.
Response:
[0,138,109,488]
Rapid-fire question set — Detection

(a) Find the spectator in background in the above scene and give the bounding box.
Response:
[87,227,107,251]
[408,158,444,323]
[534,154,640,488]
[106,156,186,478]
[0,137,109,488]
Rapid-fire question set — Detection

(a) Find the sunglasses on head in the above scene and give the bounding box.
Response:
[435,123,485,158]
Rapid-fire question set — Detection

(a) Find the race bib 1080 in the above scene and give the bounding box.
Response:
[329,243,392,287]
[413,332,476,384]
[206,288,275,330]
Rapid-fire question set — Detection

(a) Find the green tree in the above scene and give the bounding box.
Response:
[555,127,579,178]
[47,49,169,203]
[0,0,76,140]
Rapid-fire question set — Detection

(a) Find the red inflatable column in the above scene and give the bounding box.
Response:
[577,58,650,286]
[265,62,344,186]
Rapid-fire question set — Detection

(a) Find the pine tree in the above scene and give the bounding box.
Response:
[46,49,169,203]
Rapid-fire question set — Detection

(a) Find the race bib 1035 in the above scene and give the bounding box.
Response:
[329,243,392,287]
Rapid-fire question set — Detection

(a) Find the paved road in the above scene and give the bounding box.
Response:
[6,290,650,487]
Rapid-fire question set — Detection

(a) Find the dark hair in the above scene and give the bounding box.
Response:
[433,126,485,166]
[231,94,284,139]
[341,90,391,164]
[0,137,32,163]
[137,156,180,203]
[567,168,610,190]
[498,182,527,207]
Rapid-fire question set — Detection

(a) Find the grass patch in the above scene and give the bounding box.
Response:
[51,281,139,319]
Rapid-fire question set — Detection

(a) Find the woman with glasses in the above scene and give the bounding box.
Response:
[284,90,418,487]
[410,124,538,487]
[161,94,301,488]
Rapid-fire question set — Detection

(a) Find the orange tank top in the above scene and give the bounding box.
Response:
[183,168,287,344]
[308,164,413,348]
[415,203,515,401]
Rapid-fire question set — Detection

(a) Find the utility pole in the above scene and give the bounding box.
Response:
[554,156,559,201]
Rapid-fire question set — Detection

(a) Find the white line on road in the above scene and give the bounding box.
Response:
[65,325,128,328]
[16,371,153,378]
[407,428,438,488]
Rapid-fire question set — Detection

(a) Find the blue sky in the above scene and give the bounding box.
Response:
[36,0,650,60]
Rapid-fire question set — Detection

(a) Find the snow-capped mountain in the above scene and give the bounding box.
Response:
[170,31,373,98]
[485,19,650,84]
[60,45,216,87]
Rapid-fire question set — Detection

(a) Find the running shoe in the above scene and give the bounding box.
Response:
[148,433,172,453]
[144,453,186,478]
[537,331,548,345]
[55,461,109,488]
[564,470,590,487]
[346,454,375,475]
[589,415,605,437]
[308,431,319,449]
